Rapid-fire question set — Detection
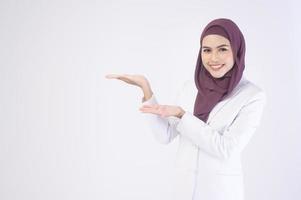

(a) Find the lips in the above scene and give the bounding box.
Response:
[210,64,224,70]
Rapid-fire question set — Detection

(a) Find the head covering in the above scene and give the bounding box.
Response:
[193,18,246,122]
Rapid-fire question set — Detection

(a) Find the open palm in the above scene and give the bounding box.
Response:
[105,74,147,88]
[139,104,184,118]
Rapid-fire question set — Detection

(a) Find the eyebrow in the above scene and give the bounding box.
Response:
[202,44,229,49]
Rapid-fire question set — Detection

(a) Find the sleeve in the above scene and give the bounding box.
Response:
[176,91,267,160]
[141,94,180,144]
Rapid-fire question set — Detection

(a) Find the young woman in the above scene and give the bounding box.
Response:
[106,18,266,200]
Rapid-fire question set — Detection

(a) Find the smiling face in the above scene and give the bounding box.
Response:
[201,34,235,78]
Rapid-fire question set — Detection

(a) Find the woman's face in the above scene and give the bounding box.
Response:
[201,34,234,78]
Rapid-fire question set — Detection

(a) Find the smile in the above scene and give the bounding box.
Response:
[210,64,224,71]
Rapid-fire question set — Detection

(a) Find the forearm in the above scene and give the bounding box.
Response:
[141,82,153,102]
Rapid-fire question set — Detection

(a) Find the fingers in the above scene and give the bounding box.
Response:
[139,108,159,114]
[140,104,159,109]
[139,105,165,116]
[105,74,129,79]
[105,74,133,84]
[139,108,163,116]
[105,74,130,84]
[140,105,158,111]
[105,74,120,79]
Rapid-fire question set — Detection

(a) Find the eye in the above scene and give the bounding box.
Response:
[219,48,228,52]
[203,49,211,53]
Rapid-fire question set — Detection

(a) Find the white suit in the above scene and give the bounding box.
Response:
[141,76,267,200]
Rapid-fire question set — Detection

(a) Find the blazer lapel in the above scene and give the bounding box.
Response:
[206,77,246,124]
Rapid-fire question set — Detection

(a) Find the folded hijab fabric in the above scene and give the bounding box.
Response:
[193,18,246,123]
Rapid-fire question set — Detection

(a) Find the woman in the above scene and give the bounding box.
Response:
[106,18,266,200]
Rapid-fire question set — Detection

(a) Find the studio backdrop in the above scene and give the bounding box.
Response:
[0,0,300,200]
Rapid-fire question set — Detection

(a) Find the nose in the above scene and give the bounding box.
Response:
[210,50,219,62]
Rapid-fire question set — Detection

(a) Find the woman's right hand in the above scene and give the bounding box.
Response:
[105,74,148,88]
[105,74,153,101]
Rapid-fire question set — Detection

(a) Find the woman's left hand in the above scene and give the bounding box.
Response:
[139,104,185,118]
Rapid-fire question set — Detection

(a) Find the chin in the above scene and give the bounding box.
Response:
[210,72,226,79]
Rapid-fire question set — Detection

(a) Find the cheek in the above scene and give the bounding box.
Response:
[224,53,234,65]
[201,54,207,64]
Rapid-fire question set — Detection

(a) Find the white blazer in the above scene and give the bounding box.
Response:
[141,76,267,200]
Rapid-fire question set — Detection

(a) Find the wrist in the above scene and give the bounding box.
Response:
[140,80,150,89]
[177,107,185,118]
[141,83,153,102]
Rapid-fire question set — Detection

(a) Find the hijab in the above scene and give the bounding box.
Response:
[193,18,246,122]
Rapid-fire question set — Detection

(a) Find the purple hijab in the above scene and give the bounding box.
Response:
[193,18,246,123]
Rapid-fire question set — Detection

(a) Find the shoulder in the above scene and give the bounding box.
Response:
[237,77,267,105]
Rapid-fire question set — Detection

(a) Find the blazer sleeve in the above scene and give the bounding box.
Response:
[176,91,267,160]
[141,94,180,144]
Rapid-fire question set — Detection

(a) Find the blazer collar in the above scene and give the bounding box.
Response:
[206,76,247,124]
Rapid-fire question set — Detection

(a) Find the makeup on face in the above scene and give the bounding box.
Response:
[201,34,234,78]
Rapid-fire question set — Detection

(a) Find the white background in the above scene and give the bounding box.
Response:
[1,0,301,199]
